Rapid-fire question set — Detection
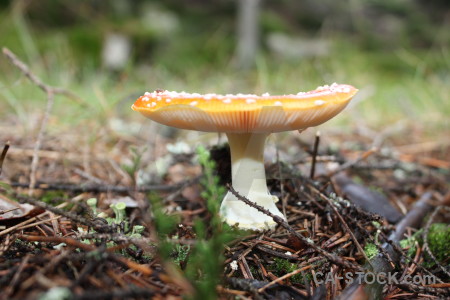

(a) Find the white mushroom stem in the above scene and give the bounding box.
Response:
[220,133,286,230]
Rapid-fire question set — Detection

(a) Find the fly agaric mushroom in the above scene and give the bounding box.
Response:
[132,83,358,230]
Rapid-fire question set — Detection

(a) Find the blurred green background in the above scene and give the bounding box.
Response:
[0,0,448,136]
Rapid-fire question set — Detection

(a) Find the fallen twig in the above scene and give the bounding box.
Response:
[15,195,113,233]
[3,255,30,298]
[0,141,10,176]
[19,235,95,251]
[310,131,320,179]
[327,147,377,177]
[0,207,20,215]
[257,265,312,293]
[9,175,200,193]
[390,191,433,242]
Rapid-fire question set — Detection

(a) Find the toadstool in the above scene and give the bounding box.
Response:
[132,83,358,230]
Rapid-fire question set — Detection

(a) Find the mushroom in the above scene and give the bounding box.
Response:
[132,83,358,230]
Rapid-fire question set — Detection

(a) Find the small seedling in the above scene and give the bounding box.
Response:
[179,146,241,299]
[122,146,147,184]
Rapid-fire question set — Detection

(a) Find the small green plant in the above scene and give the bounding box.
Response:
[147,146,241,299]
[122,146,147,183]
[364,243,379,260]
[173,244,191,267]
[40,191,68,204]
[399,235,418,258]
[147,191,182,277]
[196,145,226,212]
[149,193,180,237]
[181,146,240,299]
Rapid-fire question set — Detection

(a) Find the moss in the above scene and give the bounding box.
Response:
[364,243,379,260]
[249,265,259,279]
[399,236,417,258]
[271,258,306,284]
[40,191,68,204]
[425,223,450,267]
[399,223,450,268]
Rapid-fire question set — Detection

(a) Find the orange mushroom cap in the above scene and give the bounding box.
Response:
[132,83,358,133]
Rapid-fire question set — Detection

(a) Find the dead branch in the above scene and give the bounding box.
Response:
[15,195,113,233]
[275,147,288,218]
[390,191,434,242]
[19,235,96,251]
[2,48,81,196]
[310,131,320,179]
[1,48,81,101]
[257,265,312,293]
[308,184,373,266]
[422,206,450,278]
[0,141,10,176]
[3,255,30,298]
[226,184,365,273]
[327,147,377,177]
[9,175,200,193]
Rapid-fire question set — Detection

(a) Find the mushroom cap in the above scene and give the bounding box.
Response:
[132,83,358,133]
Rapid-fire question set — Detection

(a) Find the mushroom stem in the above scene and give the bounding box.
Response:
[220,133,286,230]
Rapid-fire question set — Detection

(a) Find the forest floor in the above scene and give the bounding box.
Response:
[0,49,449,300]
[1,118,449,300]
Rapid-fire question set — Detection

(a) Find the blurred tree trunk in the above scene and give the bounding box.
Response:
[235,0,261,69]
